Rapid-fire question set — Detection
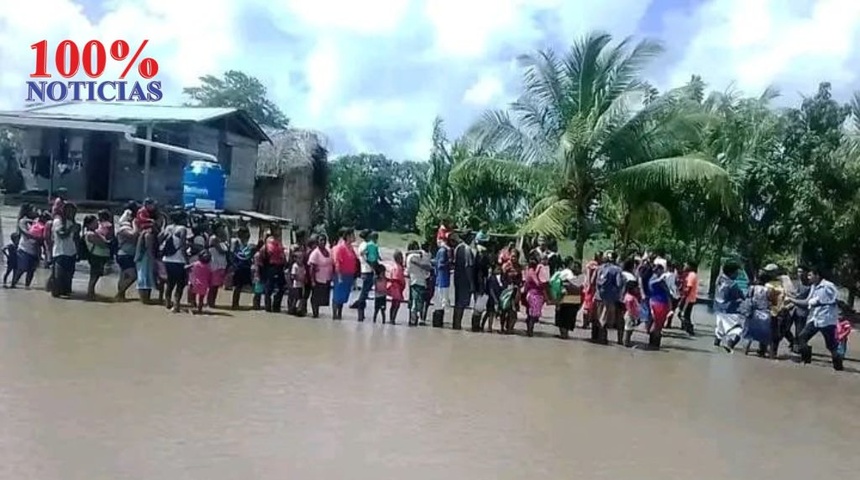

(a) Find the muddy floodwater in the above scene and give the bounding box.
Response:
[2,274,860,480]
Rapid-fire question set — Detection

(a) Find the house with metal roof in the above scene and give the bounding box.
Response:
[0,102,270,210]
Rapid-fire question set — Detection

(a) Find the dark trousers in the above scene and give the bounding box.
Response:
[797,322,843,370]
[773,310,796,349]
[681,301,694,325]
[352,272,374,308]
[264,265,286,312]
[11,250,38,288]
[51,254,76,297]
[797,323,838,353]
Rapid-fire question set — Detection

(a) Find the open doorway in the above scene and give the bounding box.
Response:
[86,132,112,201]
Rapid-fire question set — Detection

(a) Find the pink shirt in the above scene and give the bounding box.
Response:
[190,261,212,290]
[308,247,334,283]
[387,264,406,301]
[624,293,640,320]
[28,222,46,239]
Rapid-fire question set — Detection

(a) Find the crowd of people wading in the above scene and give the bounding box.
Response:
[1,190,852,372]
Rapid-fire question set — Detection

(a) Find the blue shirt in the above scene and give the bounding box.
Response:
[805,279,838,328]
[714,275,743,314]
[435,247,451,288]
[649,275,670,304]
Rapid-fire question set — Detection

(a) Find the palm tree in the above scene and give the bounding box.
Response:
[451,31,731,260]
[417,118,530,239]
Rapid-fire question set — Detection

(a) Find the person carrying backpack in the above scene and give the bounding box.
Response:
[594,250,623,345]
[159,210,188,312]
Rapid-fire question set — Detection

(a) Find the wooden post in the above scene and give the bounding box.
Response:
[142,124,153,197]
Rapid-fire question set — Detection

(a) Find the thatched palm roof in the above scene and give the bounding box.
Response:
[256,128,328,178]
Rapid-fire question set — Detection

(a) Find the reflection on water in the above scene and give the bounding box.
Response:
[1,281,860,480]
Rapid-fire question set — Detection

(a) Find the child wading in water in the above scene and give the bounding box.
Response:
[388,251,406,324]
[373,263,388,323]
[251,240,265,310]
[483,264,504,333]
[188,250,212,314]
[622,279,642,347]
[289,251,307,316]
[2,232,20,287]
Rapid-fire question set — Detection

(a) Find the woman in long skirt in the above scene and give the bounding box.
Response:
[743,271,774,357]
[523,254,550,337]
[713,261,745,352]
[308,234,334,318]
[331,228,357,319]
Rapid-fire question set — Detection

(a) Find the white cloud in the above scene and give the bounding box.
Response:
[463,75,504,106]
[2,0,860,159]
[304,38,341,120]
[666,0,860,98]
[284,0,411,35]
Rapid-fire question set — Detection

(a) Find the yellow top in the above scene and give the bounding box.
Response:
[766,280,785,316]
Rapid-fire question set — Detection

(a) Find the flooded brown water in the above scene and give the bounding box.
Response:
[2,273,860,480]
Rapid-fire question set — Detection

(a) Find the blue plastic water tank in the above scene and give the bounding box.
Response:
[182,160,226,210]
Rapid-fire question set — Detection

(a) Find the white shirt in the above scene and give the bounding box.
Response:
[358,240,372,274]
[665,271,679,298]
[161,224,187,264]
[209,238,229,270]
[51,218,77,257]
[406,251,430,287]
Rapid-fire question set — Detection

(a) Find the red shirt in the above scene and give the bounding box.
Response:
[332,240,357,276]
[265,237,286,265]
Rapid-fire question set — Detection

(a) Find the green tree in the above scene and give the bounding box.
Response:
[183,70,289,129]
[325,153,426,235]
[453,32,730,260]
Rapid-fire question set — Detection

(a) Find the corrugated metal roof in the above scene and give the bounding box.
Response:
[0,102,271,143]
[21,102,237,123]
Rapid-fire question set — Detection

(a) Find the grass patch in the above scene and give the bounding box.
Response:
[376,231,423,251]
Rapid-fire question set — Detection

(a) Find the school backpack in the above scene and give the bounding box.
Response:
[597,264,621,300]
[160,228,179,257]
[499,285,515,311]
[549,271,564,301]
[77,234,91,261]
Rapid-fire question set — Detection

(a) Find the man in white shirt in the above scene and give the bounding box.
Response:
[788,266,843,371]
[405,241,432,326]
[350,229,374,319]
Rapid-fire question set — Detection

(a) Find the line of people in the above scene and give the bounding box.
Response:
[1,196,852,369]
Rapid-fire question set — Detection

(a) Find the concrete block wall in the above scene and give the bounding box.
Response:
[16,121,259,210]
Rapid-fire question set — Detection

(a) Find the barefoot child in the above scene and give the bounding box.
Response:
[387,251,406,324]
[288,250,307,316]
[2,232,19,287]
[251,240,265,310]
[482,264,504,333]
[188,250,212,314]
[622,279,642,347]
[372,262,388,323]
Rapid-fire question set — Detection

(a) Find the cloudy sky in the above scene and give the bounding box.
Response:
[1,0,860,159]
